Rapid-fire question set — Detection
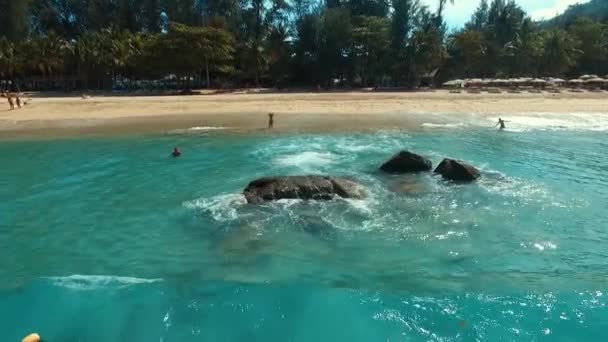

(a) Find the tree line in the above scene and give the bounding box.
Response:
[0,0,607,91]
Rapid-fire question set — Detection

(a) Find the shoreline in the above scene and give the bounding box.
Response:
[1,91,607,138]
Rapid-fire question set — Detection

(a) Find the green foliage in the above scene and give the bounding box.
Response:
[540,29,579,77]
[0,0,607,90]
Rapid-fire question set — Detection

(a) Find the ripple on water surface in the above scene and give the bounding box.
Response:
[0,128,607,341]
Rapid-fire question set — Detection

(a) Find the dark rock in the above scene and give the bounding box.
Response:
[380,151,432,173]
[434,159,480,182]
[244,176,366,204]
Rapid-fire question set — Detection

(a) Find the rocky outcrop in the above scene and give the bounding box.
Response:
[434,159,480,182]
[244,176,366,203]
[380,151,432,173]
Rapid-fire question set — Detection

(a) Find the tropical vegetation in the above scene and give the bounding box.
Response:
[0,0,607,91]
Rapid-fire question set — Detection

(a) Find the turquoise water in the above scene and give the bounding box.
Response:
[1,128,607,341]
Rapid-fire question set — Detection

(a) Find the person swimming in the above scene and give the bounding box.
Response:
[496,118,507,130]
[172,147,182,158]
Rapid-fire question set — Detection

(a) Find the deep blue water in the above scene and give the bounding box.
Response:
[1,128,607,341]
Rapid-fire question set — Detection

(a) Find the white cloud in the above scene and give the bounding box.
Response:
[420,0,481,27]
[421,0,593,27]
[530,0,591,20]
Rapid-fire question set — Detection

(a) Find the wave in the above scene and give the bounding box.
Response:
[184,193,247,222]
[273,151,336,169]
[186,126,227,131]
[421,122,467,129]
[168,126,228,134]
[45,275,162,290]
[484,113,608,132]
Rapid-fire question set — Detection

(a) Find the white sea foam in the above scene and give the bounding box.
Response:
[46,275,162,290]
[184,193,247,222]
[485,113,608,132]
[274,151,336,169]
[187,126,227,131]
[168,126,228,134]
[421,122,467,129]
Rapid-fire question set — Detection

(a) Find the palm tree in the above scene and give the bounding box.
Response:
[541,29,579,76]
[0,37,20,91]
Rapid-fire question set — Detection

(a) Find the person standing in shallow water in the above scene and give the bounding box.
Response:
[268,113,275,129]
[496,118,507,130]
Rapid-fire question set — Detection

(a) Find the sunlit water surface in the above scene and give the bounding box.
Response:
[1,125,607,341]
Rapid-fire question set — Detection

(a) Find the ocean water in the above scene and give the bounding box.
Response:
[1,124,608,341]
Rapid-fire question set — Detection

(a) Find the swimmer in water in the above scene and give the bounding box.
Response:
[172,147,182,158]
[495,118,507,130]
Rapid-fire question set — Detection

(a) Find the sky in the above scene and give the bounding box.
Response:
[421,0,592,28]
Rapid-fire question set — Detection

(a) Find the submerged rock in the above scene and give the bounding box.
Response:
[434,159,480,182]
[244,176,366,203]
[380,151,432,173]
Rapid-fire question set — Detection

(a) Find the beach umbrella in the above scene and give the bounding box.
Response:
[584,77,606,88]
[548,77,566,84]
[579,74,598,80]
[530,78,547,87]
[465,78,483,88]
[442,79,464,88]
[585,77,605,83]
[568,79,584,87]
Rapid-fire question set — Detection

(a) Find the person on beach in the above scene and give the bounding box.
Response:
[268,113,275,129]
[172,147,182,158]
[496,118,507,130]
[7,93,15,110]
[16,96,22,108]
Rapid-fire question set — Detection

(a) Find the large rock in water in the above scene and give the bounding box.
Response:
[244,176,366,203]
[434,159,480,182]
[380,151,432,173]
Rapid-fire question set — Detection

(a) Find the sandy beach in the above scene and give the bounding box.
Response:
[1,90,607,137]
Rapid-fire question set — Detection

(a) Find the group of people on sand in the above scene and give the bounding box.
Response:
[2,91,25,110]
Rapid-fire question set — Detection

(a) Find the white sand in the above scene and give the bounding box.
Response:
[1,90,607,137]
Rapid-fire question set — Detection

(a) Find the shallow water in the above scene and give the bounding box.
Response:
[1,127,608,341]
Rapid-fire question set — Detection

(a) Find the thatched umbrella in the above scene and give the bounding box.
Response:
[442,79,465,88]
[548,77,566,84]
[492,79,510,87]
[579,74,598,80]
[568,79,584,87]
[465,78,484,88]
[527,78,548,88]
[584,77,606,89]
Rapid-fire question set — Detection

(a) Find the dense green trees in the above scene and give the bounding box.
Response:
[0,0,607,91]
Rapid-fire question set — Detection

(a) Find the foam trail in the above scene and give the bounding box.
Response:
[184,193,247,222]
[485,113,608,132]
[45,275,163,290]
[421,123,467,129]
[274,151,336,169]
